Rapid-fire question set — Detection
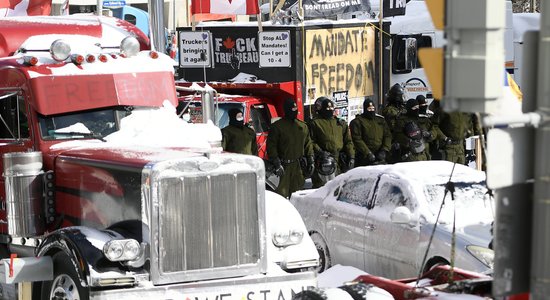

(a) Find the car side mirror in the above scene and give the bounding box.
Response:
[390,206,413,224]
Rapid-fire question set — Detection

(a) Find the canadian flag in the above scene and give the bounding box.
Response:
[0,0,52,17]
[191,0,259,15]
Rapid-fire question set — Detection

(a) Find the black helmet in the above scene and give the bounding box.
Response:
[388,84,405,102]
[314,96,329,112]
[315,154,337,176]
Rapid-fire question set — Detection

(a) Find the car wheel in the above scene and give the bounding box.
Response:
[310,233,331,273]
[40,252,89,300]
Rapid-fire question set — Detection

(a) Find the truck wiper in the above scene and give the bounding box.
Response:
[52,131,107,142]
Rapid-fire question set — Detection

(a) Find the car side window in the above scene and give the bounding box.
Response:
[336,177,376,208]
[375,182,413,211]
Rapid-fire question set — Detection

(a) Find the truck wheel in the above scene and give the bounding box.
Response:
[310,233,331,273]
[292,288,327,300]
[41,252,89,300]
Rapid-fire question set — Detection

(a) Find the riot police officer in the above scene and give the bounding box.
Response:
[267,99,314,198]
[350,98,392,166]
[382,83,407,132]
[416,95,445,160]
[439,111,473,164]
[392,98,430,162]
[308,97,355,188]
[221,108,257,155]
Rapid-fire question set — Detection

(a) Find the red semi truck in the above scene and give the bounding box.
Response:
[0,16,319,300]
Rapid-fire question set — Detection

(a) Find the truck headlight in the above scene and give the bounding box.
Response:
[103,239,141,261]
[466,245,494,269]
[50,39,71,61]
[272,229,304,247]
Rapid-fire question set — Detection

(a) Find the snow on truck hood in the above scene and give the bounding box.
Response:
[50,101,222,152]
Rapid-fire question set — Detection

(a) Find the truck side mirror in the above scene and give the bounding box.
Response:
[403,37,418,70]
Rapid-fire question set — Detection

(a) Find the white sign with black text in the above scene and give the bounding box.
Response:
[179,31,212,68]
[258,31,291,68]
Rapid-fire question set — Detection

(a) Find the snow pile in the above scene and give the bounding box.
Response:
[54,122,91,134]
[318,265,368,288]
[228,72,267,83]
[51,101,222,150]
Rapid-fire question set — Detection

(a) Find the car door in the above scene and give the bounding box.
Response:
[323,176,377,270]
[363,175,421,279]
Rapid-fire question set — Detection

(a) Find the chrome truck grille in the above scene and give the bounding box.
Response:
[147,155,267,285]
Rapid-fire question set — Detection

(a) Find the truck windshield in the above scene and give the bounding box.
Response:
[38,107,132,140]
[179,101,245,129]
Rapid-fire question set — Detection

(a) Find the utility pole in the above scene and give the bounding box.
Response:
[530,0,550,297]
[149,0,166,52]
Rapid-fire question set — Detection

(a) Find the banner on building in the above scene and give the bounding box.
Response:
[302,0,370,18]
[383,0,406,17]
[191,0,259,15]
[273,0,370,19]
[0,0,52,16]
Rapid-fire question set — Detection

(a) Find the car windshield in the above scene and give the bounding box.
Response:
[38,107,133,140]
[423,181,494,225]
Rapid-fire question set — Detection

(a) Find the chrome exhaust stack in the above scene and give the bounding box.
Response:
[3,152,45,237]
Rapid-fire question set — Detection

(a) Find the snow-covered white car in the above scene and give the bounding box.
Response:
[290,161,495,279]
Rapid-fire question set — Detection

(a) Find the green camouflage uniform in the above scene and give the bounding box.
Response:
[308,117,355,188]
[221,124,257,155]
[393,115,429,162]
[439,111,472,164]
[267,118,313,198]
[382,105,406,135]
[417,114,445,160]
[349,113,392,166]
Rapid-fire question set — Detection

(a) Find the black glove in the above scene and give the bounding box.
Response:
[391,143,400,152]
[444,137,454,145]
[305,156,315,177]
[348,158,355,170]
[422,130,433,140]
[366,152,376,163]
[376,150,387,162]
[273,158,285,177]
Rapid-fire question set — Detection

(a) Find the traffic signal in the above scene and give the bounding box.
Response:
[419,0,506,113]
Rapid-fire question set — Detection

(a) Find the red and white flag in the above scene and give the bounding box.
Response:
[0,0,52,17]
[191,0,259,15]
